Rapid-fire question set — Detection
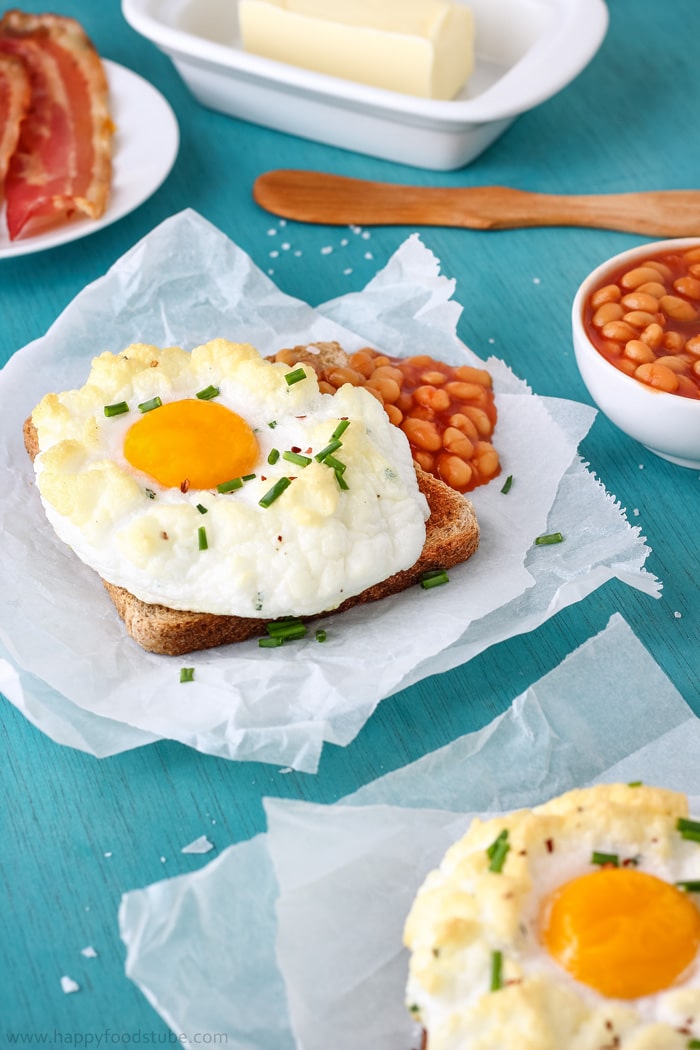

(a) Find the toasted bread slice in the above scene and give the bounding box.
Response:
[23,348,480,656]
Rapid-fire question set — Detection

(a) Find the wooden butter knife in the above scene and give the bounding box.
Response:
[253,169,700,236]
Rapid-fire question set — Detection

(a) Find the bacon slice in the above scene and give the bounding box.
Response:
[0,52,30,193]
[0,10,114,240]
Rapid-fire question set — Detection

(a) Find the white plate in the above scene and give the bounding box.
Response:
[122,0,607,171]
[0,60,179,258]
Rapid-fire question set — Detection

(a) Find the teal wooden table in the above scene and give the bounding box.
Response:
[1,0,698,1041]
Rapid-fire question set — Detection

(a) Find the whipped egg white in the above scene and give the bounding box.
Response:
[30,339,429,618]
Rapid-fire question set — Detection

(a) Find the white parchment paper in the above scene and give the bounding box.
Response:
[0,210,659,770]
[119,614,700,1049]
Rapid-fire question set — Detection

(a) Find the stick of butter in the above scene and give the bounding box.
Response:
[238,0,475,100]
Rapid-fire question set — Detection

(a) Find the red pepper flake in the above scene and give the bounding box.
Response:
[161,531,168,540]
[291,446,301,453]
[545,838,554,853]
[180,478,190,493]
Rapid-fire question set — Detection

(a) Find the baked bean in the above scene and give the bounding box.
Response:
[437,452,472,491]
[602,320,639,342]
[654,355,690,373]
[405,355,434,368]
[366,376,401,404]
[402,417,442,451]
[674,276,700,300]
[591,284,621,307]
[464,406,494,437]
[371,355,391,369]
[636,282,668,297]
[385,403,403,426]
[663,331,686,353]
[371,364,404,385]
[413,450,435,473]
[660,295,698,322]
[413,384,450,411]
[441,426,474,460]
[474,442,500,478]
[640,323,664,349]
[592,302,624,327]
[634,362,679,392]
[444,380,486,401]
[623,340,656,364]
[645,260,674,281]
[616,358,637,376]
[420,369,447,386]
[583,246,700,399]
[448,413,480,440]
[318,380,336,395]
[326,366,365,388]
[455,365,492,387]
[620,266,665,289]
[677,375,700,397]
[408,403,434,422]
[621,292,660,313]
[362,385,385,404]
[623,310,659,329]
[348,351,376,378]
[397,392,415,414]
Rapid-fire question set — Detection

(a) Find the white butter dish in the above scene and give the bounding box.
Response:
[121,0,608,171]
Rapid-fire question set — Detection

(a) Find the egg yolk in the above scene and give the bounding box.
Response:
[123,399,259,490]
[541,867,700,999]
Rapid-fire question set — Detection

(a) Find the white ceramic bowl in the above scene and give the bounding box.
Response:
[572,238,700,469]
[121,0,608,171]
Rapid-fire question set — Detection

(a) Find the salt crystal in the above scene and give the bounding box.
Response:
[80,946,98,958]
[61,976,80,994]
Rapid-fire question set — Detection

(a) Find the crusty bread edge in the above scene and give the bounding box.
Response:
[24,396,479,656]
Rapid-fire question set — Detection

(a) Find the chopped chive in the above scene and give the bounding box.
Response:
[104,401,129,417]
[138,396,162,413]
[332,419,350,439]
[242,473,257,482]
[259,476,292,508]
[267,620,307,641]
[315,438,342,462]
[500,474,513,494]
[217,477,243,493]
[487,829,510,873]
[283,450,312,467]
[676,881,700,893]
[335,470,349,491]
[268,449,280,465]
[315,628,327,643]
[592,851,619,867]
[198,526,208,551]
[196,385,219,400]
[408,1004,420,1015]
[268,420,278,429]
[420,569,450,590]
[180,667,195,683]
[490,950,503,991]
[535,531,564,546]
[145,488,157,500]
[688,1041,700,1049]
[259,635,284,648]
[628,780,643,787]
[284,367,306,386]
[678,817,700,833]
[196,504,208,514]
[324,454,346,474]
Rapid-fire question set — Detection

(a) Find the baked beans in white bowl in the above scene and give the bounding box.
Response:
[572,238,700,468]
